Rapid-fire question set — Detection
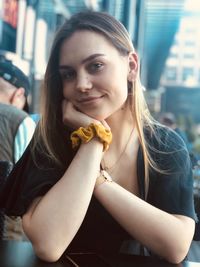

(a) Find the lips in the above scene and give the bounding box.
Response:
[77,95,103,103]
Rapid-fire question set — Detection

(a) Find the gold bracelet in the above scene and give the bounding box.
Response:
[95,170,113,188]
[70,123,112,151]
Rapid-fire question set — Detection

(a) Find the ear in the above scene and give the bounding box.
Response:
[10,87,26,109]
[127,52,138,82]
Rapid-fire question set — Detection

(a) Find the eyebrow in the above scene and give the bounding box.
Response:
[59,53,105,69]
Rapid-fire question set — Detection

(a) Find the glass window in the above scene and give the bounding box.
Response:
[166,67,177,81]
[184,53,194,59]
[182,67,194,81]
[185,40,195,46]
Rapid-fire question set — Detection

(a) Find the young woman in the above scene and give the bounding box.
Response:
[0,11,196,263]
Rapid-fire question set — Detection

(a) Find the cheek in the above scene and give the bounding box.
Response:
[63,90,68,99]
[110,82,129,111]
[63,84,73,99]
[112,75,129,103]
[116,88,128,107]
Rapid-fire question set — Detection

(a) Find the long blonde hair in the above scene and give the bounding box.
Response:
[32,11,159,196]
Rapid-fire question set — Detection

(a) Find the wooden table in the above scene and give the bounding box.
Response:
[0,241,199,267]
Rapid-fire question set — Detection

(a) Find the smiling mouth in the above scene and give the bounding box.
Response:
[77,95,104,104]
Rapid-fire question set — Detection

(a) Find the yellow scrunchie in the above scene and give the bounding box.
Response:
[70,123,112,151]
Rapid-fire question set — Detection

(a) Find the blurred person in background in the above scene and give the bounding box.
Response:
[0,57,30,113]
[0,58,36,240]
[0,58,36,163]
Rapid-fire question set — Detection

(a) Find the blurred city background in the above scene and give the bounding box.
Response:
[0,0,200,161]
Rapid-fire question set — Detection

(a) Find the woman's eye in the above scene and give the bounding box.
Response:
[60,70,76,81]
[89,62,104,73]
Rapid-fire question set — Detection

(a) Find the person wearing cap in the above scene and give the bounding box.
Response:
[0,59,36,163]
[0,59,36,240]
[0,59,31,112]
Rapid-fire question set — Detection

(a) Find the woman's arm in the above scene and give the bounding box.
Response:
[94,181,195,264]
[22,139,103,262]
[22,100,111,262]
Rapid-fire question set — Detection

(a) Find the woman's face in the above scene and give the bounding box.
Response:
[59,30,137,120]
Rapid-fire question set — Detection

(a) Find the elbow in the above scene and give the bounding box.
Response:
[22,218,67,262]
[26,231,69,262]
[157,220,194,264]
[33,243,65,262]
[28,235,70,262]
[163,242,190,264]
[165,252,187,264]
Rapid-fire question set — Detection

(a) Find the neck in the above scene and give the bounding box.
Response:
[105,104,136,156]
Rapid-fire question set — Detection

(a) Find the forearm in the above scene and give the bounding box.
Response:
[94,181,195,263]
[23,139,103,261]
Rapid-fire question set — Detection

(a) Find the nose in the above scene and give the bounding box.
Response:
[76,72,92,92]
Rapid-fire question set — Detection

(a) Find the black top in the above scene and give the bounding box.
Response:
[0,125,197,255]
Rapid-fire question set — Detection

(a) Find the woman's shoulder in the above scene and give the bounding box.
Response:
[144,123,191,173]
[145,123,187,151]
[145,124,196,221]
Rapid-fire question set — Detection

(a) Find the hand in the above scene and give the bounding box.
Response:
[62,99,103,129]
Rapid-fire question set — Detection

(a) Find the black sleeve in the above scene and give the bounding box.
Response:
[146,127,197,221]
[0,144,65,216]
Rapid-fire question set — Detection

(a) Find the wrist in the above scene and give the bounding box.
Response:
[70,123,112,151]
[95,170,113,190]
[80,137,104,149]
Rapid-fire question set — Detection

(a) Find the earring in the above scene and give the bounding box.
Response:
[128,81,133,94]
